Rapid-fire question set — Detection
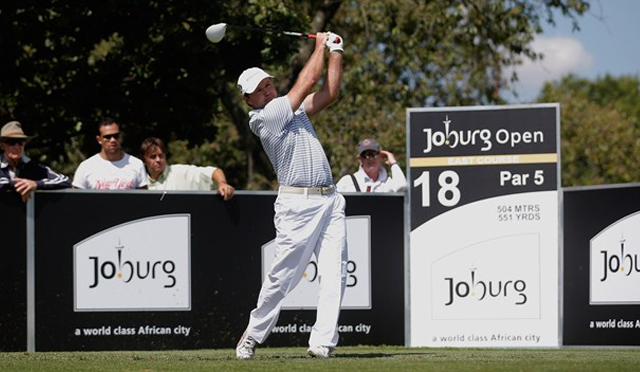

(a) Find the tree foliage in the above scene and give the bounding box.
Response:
[537,74,640,187]
[1,0,589,189]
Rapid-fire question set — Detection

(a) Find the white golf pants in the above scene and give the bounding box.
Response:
[245,190,348,348]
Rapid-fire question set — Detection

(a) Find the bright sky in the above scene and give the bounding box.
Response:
[506,0,640,103]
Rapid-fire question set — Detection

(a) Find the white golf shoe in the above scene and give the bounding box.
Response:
[236,332,257,360]
[307,345,335,358]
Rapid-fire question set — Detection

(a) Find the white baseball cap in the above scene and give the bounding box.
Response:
[237,67,273,95]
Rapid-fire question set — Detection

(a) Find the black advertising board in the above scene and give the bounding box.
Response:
[33,191,265,351]
[31,191,404,351]
[563,184,640,346]
[0,192,27,351]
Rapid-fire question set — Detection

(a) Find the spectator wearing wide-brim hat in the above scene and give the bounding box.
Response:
[0,121,36,141]
[1,120,71,202]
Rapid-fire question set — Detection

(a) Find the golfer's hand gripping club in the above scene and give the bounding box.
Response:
[326,32,344,53]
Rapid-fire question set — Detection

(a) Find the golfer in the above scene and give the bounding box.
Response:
[235,31,347,359]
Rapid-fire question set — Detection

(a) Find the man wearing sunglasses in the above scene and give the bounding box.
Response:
[72,118,147,189]
[336,138,407,193]
[0,121,71,202]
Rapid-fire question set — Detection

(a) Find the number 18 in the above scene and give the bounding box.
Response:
[413,170,461,207]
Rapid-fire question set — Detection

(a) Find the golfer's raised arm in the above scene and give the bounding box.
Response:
[304,32,343,117]
[286,32,328,112]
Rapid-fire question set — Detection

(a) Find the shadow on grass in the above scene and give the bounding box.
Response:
[248,351,434,360]
[334,351,437,359]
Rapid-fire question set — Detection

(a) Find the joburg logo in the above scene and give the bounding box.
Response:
[444,266,527,306]
[591,212,640,304]
[74,214,191,312]
[431,233,540,320]
[598,236,640,282]
[88,240,177,289]
[421,115,545,153]
[298,260,359,288]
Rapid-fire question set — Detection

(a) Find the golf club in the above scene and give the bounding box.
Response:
[205,23,318,43]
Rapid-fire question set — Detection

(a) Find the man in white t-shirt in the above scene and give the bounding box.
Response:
[336,138,407,193]
[72,118,148,190]
[139,137,235,200]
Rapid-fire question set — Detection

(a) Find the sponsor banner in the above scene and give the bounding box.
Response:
[74,214,191,311]
[431,231,540,320]
[262,216,371,310]
[407,105,560,347]
[590,212,640,305]
[564,184,640,345]
[32,192,404,351]
[0,192,27,351]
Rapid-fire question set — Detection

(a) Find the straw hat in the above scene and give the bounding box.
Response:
[0,121,35,141]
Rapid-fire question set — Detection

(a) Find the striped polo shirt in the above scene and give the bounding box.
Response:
[248,96,333,187]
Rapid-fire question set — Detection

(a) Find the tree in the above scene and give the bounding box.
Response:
[0,0,590,189]
[291,0,590,180]
[537,74,640,187]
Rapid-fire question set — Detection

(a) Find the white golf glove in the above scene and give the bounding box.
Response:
[326,32,343,53]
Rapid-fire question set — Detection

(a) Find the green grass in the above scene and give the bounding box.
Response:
[1,346,639,372]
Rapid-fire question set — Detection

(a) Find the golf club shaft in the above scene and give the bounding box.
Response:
[227,24,317,39]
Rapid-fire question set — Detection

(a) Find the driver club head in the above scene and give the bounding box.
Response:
[205,23,227,43]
